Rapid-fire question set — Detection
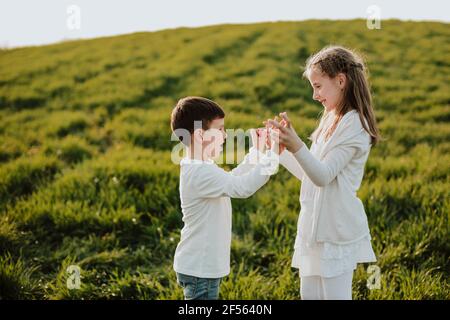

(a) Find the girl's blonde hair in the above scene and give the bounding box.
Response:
[303,45,381,145]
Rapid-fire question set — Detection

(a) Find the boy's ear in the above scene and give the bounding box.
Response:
[193,128,204,143]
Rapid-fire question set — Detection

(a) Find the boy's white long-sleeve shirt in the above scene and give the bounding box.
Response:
[173,147,277,278]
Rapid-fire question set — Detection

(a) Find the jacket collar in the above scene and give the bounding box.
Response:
[318,110,362,159]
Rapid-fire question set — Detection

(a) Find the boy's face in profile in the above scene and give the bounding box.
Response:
[193,117,227,159]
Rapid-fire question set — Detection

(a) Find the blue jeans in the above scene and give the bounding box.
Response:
[176,272,222,300]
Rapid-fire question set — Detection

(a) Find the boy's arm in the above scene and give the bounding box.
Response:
[230,147,265,176]
[193,151,278,199]
[231,128,267,176]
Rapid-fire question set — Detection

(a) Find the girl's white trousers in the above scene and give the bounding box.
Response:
[300,271,353,300]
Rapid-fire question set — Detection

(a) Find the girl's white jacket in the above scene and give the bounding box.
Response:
[281,109,373,245]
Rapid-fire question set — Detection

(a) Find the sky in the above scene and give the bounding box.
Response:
[0,0,448,48]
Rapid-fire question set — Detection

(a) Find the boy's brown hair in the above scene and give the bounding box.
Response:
[171,96,225,146]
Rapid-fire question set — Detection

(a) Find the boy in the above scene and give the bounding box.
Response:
[170,96,280,300]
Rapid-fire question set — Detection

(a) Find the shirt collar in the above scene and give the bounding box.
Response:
[180,157,215,165]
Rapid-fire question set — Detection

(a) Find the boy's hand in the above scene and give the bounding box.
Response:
[263,116,286,155]
[250,128,267,153]
[264,123,271,149]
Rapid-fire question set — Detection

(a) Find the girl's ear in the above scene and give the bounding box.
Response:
[337,73,347,90]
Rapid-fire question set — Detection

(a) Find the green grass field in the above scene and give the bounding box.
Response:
[0,19,449,299]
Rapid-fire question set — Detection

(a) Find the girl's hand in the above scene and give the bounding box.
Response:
[267,112,305,154]
[268,128,286,155]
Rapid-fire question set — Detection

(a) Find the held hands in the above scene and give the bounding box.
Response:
[266,112,305,154]
[251,112,304,155]
[250,128,268,153]
[261,115,286,155]
[250,125,284,155]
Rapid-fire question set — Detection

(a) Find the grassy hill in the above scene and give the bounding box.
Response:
[0,19,449,299]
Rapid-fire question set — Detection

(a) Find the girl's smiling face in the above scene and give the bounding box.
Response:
[307,67,346,112]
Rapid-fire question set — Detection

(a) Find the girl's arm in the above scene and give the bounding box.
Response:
[292,144,357,186]
[279,149,305,181]
[267,112,357,187]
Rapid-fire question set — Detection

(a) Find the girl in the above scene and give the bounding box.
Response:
[267,45,381,300]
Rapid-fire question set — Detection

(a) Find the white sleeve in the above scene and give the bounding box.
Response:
[279,149,305,181]
[231,147,265,176]
[293,142,357,187]
[193,152,278,199]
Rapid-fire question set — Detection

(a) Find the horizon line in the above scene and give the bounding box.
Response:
[1,17,448,51]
